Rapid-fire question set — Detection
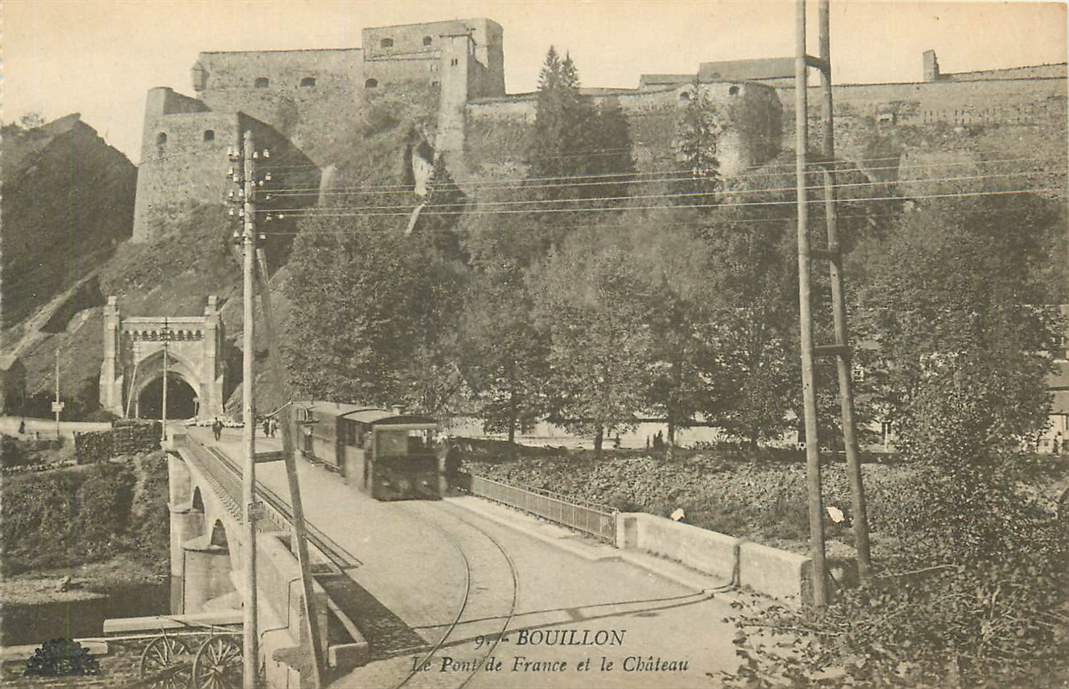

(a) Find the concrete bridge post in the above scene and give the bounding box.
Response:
[182,534,238,614]
[169,507,206,613]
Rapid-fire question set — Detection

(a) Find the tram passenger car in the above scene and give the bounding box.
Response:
[293,401,440,500]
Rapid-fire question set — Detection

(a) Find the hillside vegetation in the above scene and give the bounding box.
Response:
[0,451,170,577]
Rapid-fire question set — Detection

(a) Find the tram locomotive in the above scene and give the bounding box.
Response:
[293,401,441,500]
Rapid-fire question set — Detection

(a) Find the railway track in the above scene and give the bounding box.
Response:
[189,438,361,570]
[391,502,520,689]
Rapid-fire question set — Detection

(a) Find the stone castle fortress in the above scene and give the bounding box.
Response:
[132,17,1067,243]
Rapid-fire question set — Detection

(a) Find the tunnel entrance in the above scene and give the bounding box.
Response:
[137,374,198,419]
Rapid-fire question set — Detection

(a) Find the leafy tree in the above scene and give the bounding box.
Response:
[673,78,723,207]
[18,112,46,130]
[458,265,550,455]
[720,191,1069,689]
[528,48,595,185]
[690,204,800,447]
[525,48,634,238]
[284,209,435,407]
[863,192,1061,454]
[627,219,721,457]
[588,98,637,202]
[528,229,655,457]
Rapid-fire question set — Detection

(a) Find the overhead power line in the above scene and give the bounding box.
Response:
[258,187,1066,221]
[262,154,1065,195]
[255,173,1064,216]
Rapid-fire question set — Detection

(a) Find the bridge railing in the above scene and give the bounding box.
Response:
[467,474,617,544]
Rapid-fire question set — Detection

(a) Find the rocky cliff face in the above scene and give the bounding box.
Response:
[2,115,137,329]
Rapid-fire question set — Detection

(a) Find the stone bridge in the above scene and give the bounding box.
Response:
[166,433,353,689]
[98,296,226,419]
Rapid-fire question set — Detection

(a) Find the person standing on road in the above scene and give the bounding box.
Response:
[263,417,271,438]
[212,417,223,441]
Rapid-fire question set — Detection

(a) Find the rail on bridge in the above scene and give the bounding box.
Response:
[465,474,618,543]
[164,432,368,688]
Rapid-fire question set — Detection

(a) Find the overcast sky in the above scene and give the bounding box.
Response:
[4,1,1065,163]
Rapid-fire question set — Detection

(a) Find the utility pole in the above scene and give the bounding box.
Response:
[53,349,62,438]
[161,317,169,445]
[794,0,874,605]
[794,0,828,608]
[254,248,324,688]
[241,129,260,689]
[817,0,873,584]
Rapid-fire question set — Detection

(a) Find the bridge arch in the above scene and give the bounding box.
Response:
[210,519,229,549]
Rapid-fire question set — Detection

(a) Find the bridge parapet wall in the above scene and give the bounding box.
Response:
[615,512,857,607]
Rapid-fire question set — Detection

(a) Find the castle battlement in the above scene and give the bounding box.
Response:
[131,21,1066,244]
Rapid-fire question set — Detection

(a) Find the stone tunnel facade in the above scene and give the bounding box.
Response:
[98,296,226,419]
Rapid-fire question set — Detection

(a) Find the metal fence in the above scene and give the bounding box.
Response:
[468,474,617,544]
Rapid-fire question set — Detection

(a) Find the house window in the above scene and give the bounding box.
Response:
[255,77,269,88]
[365,78,379,88]
[450,57,459,66]
[431,80,440,87]
[380,37,394,48]
[203,130,215,142]
[156,132,167,146]
[423,36,433,46]
[300,77,316,87]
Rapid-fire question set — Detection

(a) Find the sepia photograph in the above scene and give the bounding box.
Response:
[1,1,1067,687]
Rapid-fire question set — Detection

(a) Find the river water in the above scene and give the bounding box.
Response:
[0,582,170,647]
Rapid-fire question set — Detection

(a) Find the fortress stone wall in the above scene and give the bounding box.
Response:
[464,81,783,183]
[192,49,365,166]
[132,91,319,242]
[132,24,1067,243]
[132,18,510,242]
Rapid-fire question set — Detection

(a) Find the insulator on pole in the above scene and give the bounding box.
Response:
[264,172,272,182]
[252,151,259,160]
[263,149,270,159]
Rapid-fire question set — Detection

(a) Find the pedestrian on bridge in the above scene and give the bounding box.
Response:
[212,417,223,441]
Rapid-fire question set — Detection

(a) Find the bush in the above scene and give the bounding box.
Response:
[24,639,100,677]
[725,544,1069,689]
[74,430,113,464]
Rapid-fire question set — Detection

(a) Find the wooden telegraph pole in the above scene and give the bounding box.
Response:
[794,0,875,605]
[794,0,829,608]
[227,142,324,687]
[53,349,62,437]
[161,317,169,445]
[241,129,260,689]
[816,0,873,583]
[254,247,324,688]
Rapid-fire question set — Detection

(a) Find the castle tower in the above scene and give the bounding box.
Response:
[923,49,940,82]
[436,32,476,161]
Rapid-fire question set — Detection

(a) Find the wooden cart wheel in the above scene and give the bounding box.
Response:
[192,635,242,689]
[139,635,192,689]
